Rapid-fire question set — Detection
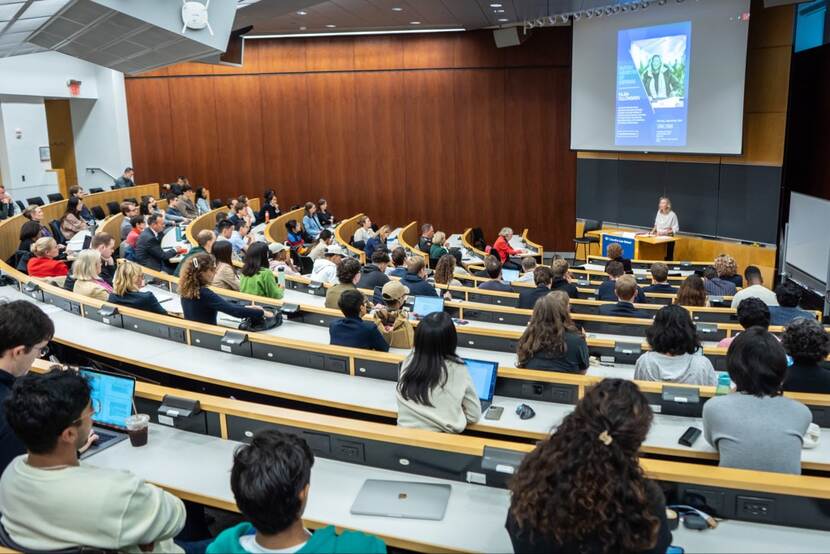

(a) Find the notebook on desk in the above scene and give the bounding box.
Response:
[79,368,135,459]
[351,479,451,521]
[463,358,498,411]
[501,268,519,282]
[411,296,444,319]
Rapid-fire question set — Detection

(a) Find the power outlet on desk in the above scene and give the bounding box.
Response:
[737,496,776,522]
[333,438,365,464]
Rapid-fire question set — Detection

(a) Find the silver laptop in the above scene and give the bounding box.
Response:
[78,368,134,459]
[350,479,451,521]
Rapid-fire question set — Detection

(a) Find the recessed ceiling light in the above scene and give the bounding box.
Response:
[498,18,508,22]
[326,24,336,28]
[495,9,505,13]
[296,10,307,15]
[392,7,403,11]
[410,21,421,24]
[299,26,307,30]
[490,3,503,7]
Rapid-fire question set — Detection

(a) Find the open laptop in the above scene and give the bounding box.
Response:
[79,368,135,459]
[350,479,451,521]
[81,234,92,250]
[501,268,520,283]
[411,295,444,320]
[463,358,498,411]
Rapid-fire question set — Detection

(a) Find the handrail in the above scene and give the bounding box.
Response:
[85,167,117,180]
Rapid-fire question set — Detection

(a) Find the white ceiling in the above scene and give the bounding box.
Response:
[0,0,68,58]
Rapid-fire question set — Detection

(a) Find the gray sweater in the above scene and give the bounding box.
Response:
[634,350,717,386]
[703,393,811,474]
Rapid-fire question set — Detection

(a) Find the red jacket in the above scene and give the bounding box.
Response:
[27,257,68,278]
[493,235,519,263]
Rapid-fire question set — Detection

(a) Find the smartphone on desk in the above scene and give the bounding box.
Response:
[484,406,504,420]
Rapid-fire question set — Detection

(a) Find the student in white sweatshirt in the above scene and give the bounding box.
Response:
[0,369,185,553]
[397,312,481,433]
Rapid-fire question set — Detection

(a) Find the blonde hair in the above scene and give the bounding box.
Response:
[499,227,513,237]
[659,196,672,211]
[615,275,638,301]
[179,253,216,299]
[113,261,143,296]
[71,249,102,280]
[31,237,57,257]
[713,254,738,278]
[378,224,391,236]
[433,231,446,246]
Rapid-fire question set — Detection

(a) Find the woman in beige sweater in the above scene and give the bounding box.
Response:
[396,312,481,433]
[210,240,240,291]
[71,249,112,301]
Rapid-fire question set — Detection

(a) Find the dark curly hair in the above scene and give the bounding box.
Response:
[646,304,700,355]
[783,318,830,364]
[509,379,659,553]
[736,297,770,330]
[336,257,361,284]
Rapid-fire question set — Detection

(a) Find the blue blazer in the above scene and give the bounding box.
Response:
[642,283,677,294]
[598,301,652,319]
[182,287,263,325]
[108,291,167,316]
[400,272,438,297]
[330,316,390,352]
[303,215,323,240]
[364,236,386,259]
[597,280,647,303]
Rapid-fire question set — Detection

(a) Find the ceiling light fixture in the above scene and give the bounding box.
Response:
[246,28,466,39]
[296,10,307,15]
[392,7,403,11]
[490,3,503,7]
[410,21,421,24]
[326,24,336,28]
[498,18,509,22]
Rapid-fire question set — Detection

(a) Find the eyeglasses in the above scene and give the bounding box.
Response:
[38,345,49,358]
[71,399,100,425]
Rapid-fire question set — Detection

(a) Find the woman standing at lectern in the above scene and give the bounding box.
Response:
[652,197,679,236]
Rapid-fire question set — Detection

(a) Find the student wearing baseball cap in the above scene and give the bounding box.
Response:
[373,281,414,349]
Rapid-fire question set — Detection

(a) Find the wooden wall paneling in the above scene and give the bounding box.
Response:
[403,70,458,232]
[727,112,786,167]
[165,62,214,76]
[259,74,311,203]
[452,30,505,68]
[306,37,355,72]
[256,39,308,73]
[403,34,457,69]
[748,2,794,49]
[306,73,357,212]
[744,45,791,113]
[124,78,175,186]
[353,72,406,226]
[212,76,265,201]
[503,27,571,67]
[167,77,221,190]
[353,36,404,70]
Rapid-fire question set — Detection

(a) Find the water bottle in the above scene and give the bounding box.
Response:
[277,266,285,288]
[716,373,731,396]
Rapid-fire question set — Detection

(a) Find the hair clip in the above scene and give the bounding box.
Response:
[598,430,613,446]
[192,257,199,269]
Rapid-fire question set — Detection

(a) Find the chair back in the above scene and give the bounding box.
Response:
[15,200,26,212]
[298,255,314,275]
[91,206,106,220]
[583,219,602,236]
[47,193,64,202]
[49,219,66,245]
[106,202,120,216]
[27,196,45,206]
[89,187,104,194]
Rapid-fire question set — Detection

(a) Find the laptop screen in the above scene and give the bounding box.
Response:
[80,369,135,429]
[412,296,444,318]
[501,268,519,282]
[463,358,498,402]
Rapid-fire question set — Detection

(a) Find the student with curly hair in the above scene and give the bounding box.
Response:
[714,254,742,288]
[506,378,672,553]
[179,253,267,325]
[782,318,830,394]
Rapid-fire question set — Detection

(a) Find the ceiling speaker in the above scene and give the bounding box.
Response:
[493,27,529,48]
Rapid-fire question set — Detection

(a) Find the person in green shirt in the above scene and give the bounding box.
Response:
[206,430,386,554]
[428,231,449,265]
[174,229,215,277]
[240,242,284,300]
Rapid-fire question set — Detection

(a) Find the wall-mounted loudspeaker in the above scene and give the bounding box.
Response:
[493,27,529,48]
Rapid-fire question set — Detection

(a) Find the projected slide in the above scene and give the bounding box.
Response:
[614,21,691,147]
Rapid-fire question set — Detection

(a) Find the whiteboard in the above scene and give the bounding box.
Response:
[786,192,830,287]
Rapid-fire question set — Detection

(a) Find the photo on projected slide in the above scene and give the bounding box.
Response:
[615,21,692,148]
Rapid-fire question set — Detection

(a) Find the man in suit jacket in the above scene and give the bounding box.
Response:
[599,275,652,319]
[518,266,553,309]
[135,214,177,273]
[330,289,389,351]
[550,259,579,299]
[598,260,647,303]
[478,255,513,292]
[642,262,677,294]
[112,167,135,189]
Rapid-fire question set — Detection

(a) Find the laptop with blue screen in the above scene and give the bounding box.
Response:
[411,296,444,319]
[501,268,519,283]
[463,358,498,411]
[79,368,135,459]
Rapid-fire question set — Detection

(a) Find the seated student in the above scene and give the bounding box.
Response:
[90,232,116,285]
[238,195,257,224]
[516,291,589,373]
[195,186,210,215]
[0,301,54,475]
[550,258,579,299]
[597,261,647,303]
[357,250,391,291]
[703,328,812,474]
[428,231,449,263]
[310,245,345,285]
[373,281,414,349]
[227,202,249,228]
[230,220,253,258]
[302,202,323,241]
[135,214,178,273]
[60,197,89,241]
[599,275,652,319]
[401,257,439,297]
[352,215,375,247]
[23,205,54,239]
[179,185,199,219]
[108,261,168,316]
[770,281,814,326]
[703,266,737,297]
[397,312,481,433]
[329,289,389,352]
[782,318,830,394]
[212,240,241,291]
[516,256,537,283]
[215,218,234,244]
[17,220,43,257]
[72,249,113,301]
[258,191,281,224]
[0,369,186,552]
[715,254,743,288]
[642,262,676,294]
[27,237,68,280]
[518,266,553,309]
[316,197,334,227]
[635,305,717,386]
[125,215,146,250]
[418,224,434,253]
[364,225,390,260]
[507,379,672,554]
[433,254,463,296]
[206,430,385,554]
[674,274,708,307]
[492,227,524,271]
[730,265,777,309]
[308,229,333,261]
[0,184,15,220]
[268,242,301,276]
[324,257,362,309]
[240,242,285,300]
[478,255,513,292]
[387,246,408,277]
[175,230,215,278]
[180,253,268,325]
[121,202,140,239]
[604,242,633,274]
[717,297,770,349]
[285,219,305,249]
